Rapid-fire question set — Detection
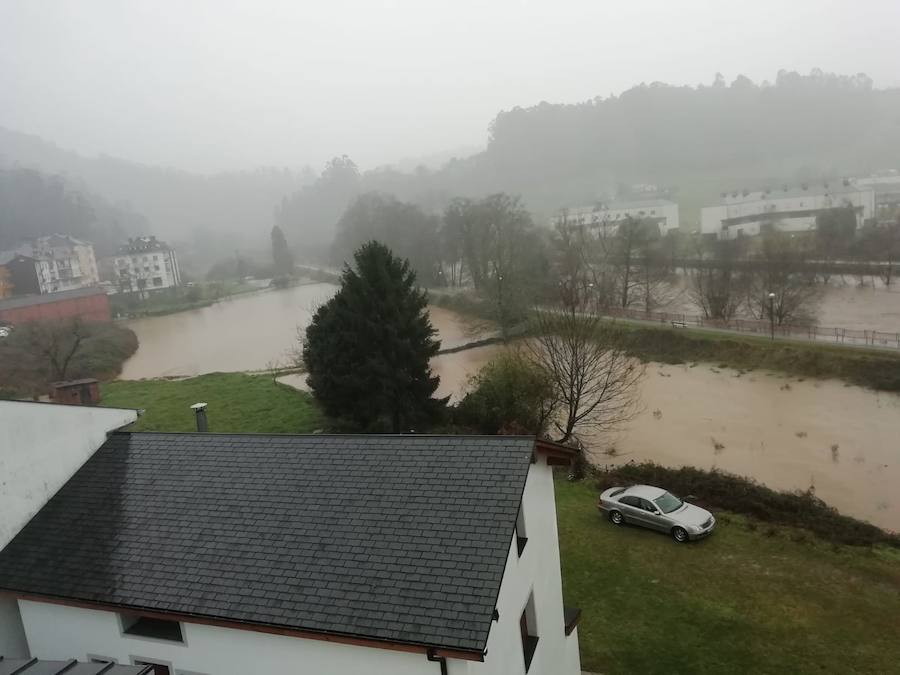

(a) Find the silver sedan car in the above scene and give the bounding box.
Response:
[598,484,715,542]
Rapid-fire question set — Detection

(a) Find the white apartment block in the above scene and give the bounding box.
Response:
[855,172,900,221]
[113,236,182,294]
[7,235,100,294]
[554,198,680,237]
[700,183,876,240]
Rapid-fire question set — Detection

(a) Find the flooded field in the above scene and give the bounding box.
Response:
[664,274,900,334]
[434,345,900,531]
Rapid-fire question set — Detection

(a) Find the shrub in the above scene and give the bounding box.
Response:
[593,462,899,548]
[454,351,555,435]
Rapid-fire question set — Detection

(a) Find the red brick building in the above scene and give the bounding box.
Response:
[0,287,111,325]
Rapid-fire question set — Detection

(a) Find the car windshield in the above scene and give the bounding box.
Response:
[654,492,683,514]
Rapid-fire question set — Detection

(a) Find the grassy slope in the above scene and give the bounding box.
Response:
[556,480,900,675]
[101,373,323,433]
[618,321,900,392]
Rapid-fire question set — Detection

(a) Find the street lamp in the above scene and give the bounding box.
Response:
[768,292,776,341]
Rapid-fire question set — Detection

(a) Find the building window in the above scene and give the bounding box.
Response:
[133,658,172,675]
[516,504,528,556]
[121,613,184,642]
[520,592,539,672]
[153,277,163,287]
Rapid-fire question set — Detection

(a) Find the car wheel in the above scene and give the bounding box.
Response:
[672,526,689,543]
[609,510,624,526]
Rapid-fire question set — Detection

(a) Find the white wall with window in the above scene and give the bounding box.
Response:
[701,185,876,239]
[554,199,680,237]
[457,453,581,675]
[12,455,580,675]
[113,246,181,294]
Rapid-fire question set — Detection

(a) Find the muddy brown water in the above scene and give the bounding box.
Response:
[120,283,489,379]
[434,345,900,531]
[120,284,900,530]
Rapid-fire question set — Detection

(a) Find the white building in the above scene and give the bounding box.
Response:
[700,183,876,240]
[0,427,581,675]
[855,172,900,221]
[4,235,101,294]
[112,237,181,294]
[0,400,138,658]
[554,198,680,237]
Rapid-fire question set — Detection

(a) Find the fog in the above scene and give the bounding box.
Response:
[2,0,899,173]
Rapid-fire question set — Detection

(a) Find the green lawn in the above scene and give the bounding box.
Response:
[556,480,900,675]
[101,372,323,433]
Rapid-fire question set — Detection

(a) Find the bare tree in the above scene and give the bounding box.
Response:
[744,233,820,325]
[636,247,679,314]
[688,237,745,322]
[611,216,654,309]
[25,318,87,381]
[526,301,645,445]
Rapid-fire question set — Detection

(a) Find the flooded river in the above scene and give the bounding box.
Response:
[120,284,900,530]
[434,345,900,530]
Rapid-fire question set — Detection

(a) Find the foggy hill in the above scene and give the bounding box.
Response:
[0,126,315,247]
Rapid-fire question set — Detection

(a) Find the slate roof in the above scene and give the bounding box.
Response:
[0,433,539,655]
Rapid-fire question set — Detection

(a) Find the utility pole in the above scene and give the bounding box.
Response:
[768,292,776,341]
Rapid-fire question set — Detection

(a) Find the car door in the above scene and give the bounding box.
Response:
[619,495,652,528]
[639,498,669,532]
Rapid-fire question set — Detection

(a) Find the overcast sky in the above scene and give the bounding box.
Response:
[2,0,898,174]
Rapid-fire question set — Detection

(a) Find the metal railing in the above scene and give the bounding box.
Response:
[603,307,900,349]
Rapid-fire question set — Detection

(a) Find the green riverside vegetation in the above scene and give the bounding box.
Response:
[101,373,323,433]
[429,291,900,392]
[557,479,900,675]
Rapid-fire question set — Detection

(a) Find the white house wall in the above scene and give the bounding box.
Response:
[0,402,138,550]
[20,600,451,675]
[14,455,580,675]
[453,455,580,675]
[0,401,137,657]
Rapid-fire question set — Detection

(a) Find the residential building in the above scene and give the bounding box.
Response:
[0,287,111,326]
[855,172,900,221]
[3,236,101,294]
[553,198,680,237]
[112,237,181,294]
[0,253,42,297]
[0,431,581,675]
[700,183,876,240]
[0,400,139,658]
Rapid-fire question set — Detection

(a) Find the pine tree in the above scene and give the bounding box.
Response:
[271,225,294,276]
[303,241,445,431]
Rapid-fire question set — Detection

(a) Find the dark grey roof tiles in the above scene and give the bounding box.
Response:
[0,433,537,654]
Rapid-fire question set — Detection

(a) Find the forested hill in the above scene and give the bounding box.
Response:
[0,126,315,245]
[471,70,900,220]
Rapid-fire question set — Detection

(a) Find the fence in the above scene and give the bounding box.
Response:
[603,307,900,350]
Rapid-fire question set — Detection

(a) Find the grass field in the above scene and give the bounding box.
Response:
[556,480,900,675]
[101,372,323,433]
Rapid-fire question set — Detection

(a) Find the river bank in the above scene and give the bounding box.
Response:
[429,291,900,392]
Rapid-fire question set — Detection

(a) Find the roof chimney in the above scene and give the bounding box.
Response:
[190,402,209,432]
